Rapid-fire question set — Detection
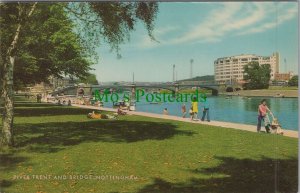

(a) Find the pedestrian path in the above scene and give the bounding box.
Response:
[72,104,298,138]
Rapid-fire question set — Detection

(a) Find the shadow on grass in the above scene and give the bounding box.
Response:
[14,120,194,153]
[0,153,29,171]
[12,106,92,117]
[134,156,298,193]
[14,102,59,108]
[1,102,93,117]
[0,153,30,189]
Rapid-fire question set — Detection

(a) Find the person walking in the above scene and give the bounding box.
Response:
[191,97,198,120]
[181,104,187,118]
[257,99,272,133]
[201,99,210,122]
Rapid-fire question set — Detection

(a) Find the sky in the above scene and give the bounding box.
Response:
[92,2,298,83]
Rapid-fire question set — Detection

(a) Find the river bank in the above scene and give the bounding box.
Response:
[220,89,298,98]
[72,104,298,138]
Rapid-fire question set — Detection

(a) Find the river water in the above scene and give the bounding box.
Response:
[103,94,298,131]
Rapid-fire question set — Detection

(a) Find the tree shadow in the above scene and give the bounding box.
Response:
[12,106,92,117]
[14,102,59,107]
[0,180,13,189]
[0,153,29,172]
[1,102,94,117]
[136,156,298,193]
[0,153,30,190]
[14,120,194,153]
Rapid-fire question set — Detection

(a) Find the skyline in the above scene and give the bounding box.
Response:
[92,2,298,82]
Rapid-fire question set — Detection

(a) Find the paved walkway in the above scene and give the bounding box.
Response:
[72,104,298,138]
[226,89,298,98]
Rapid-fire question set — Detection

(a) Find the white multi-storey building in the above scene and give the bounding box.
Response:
[214,52,279,84]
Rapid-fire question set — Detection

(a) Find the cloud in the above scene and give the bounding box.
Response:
[136,2,297,49]
[170,3,243,44]
[237,5,297,35]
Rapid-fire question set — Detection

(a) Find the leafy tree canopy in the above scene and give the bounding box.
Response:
[66,2,158,59]
[288,75,298,87]
[0,2,158,88]
[76,73,99,85]
[243,62,271,90]
[1,3,91,90]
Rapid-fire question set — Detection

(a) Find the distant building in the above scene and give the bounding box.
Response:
[214,52,279,84]
[274,71,294,81]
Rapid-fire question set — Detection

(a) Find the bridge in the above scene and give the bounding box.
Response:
[51,82,222,96]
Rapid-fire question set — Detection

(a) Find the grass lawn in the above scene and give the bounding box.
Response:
[0,97,298,193]
[267,86,298,90]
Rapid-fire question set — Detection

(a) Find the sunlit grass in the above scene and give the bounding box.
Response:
[0,98,298,193]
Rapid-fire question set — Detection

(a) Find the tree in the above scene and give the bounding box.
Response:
[226,87,233,92]
[13,3,92,89]
[1,3,92,146]
[77,73,99,85]
[1,3,38,146]
[288,75,298,86]
[243,62,271,90]
[0,2,158,147]
[66,2,158,58]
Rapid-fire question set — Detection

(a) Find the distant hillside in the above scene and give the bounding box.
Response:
[179,75,214,82]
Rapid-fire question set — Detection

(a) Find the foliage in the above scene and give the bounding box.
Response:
[0,3,92,90]
[243,62,271,90]
[67,2,158,58]
[0,2,158,88]
[288,75,298,87]
[226,87,233,92]
[179,75,215,82]
[76,73,99,85]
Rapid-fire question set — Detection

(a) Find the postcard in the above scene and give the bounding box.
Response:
[0,1,298,193]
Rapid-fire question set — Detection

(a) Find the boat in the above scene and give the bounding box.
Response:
[149,101,163,104]
[274,93,285,98]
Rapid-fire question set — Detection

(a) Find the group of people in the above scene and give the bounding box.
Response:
[117,106,127,115]
[163,97,211,122]
[162,97,282,135]
[189,96,210,121]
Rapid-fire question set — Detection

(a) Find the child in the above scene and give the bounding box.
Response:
[181,104,187,118]
[163,108,168,115]
[118,106,127,115]
[263,113,271,133]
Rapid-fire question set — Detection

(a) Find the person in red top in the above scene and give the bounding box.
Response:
[257,99,272,133]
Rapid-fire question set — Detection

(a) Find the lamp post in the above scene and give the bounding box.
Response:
[173,64,175,82]
[190,59,194,78]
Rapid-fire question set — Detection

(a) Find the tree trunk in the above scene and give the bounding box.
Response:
[1,23,22,147]
[1,3,37,147]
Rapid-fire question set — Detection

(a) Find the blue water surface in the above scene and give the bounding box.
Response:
[103,94,298,131]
